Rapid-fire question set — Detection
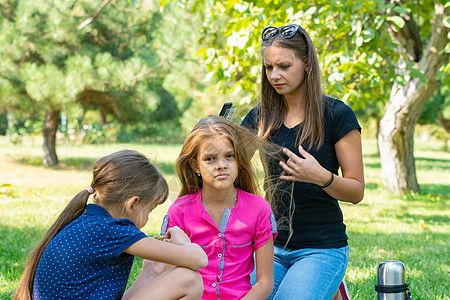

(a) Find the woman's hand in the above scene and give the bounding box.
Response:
[279,145,330,186]
[164,226,191,245]
[279,130,364,204]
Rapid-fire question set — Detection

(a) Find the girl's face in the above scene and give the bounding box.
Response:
[263,45,307,98]
[194,136,238,193]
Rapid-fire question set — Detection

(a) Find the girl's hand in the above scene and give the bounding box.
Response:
[279,145,330,186]
[164,226,191,245]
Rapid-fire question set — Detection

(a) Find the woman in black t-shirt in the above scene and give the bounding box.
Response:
[241,25,364,300]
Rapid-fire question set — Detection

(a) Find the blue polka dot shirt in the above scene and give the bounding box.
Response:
[33,204,147,299]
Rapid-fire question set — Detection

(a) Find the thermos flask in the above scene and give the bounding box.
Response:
[375,260,411,299]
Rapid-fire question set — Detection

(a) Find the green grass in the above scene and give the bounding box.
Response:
[0,136,448,299]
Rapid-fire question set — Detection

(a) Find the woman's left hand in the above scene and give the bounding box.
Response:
[280,130,365,204]
[279,145,330,186]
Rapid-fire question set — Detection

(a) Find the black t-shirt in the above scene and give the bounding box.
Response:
[241,96,361,249]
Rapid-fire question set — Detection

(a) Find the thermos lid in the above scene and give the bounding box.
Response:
[377,260,406,285]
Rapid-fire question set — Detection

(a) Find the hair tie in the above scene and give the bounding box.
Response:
[86,185,94,194]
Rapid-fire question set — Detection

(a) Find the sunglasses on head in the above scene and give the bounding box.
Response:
[261,24,306,41]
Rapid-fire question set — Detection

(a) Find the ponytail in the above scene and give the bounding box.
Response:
[15,150,167,299]
[14,190,91,300]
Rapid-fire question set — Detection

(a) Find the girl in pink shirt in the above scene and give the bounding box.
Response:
[161,115,278,299]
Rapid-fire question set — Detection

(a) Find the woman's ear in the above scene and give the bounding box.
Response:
[304,58,310,73]
[124,196,140,215]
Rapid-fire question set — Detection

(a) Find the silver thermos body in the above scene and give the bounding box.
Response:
[375,260,411,299]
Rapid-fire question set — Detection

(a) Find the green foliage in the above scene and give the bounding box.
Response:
[420,84,450,125]
[0,113,6,135]
[80,123,120,144]
[171,0,450,114]
[5,112,43,144]
[0,0,234,144]
[0,0,198,144]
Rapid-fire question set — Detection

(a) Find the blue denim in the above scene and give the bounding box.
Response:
[269,245,349,300]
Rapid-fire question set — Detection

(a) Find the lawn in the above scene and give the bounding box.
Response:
[0,136,448,299]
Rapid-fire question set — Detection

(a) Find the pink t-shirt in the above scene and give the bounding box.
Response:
[161,188,277,299]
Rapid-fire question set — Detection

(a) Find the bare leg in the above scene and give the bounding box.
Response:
[123,260,165,299]
[140,259,165,280]
[128,266,203,300]
[332,288,343,300]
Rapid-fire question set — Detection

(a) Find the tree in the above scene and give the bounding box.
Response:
[378,1,448,194]
[171,0,450,195]
[0,0,174,166]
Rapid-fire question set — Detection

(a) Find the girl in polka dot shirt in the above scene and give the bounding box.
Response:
[14,150,208,300]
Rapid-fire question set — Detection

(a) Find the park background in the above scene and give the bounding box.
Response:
[0,0,449,299]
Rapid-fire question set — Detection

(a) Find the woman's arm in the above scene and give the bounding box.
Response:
[241,236,274,300]
[279,129,364,204]
[328,129,364,203]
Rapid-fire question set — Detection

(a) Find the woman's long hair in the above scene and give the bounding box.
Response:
[14,150,168,300]
[259,25,325,150]
[258,25,326,245]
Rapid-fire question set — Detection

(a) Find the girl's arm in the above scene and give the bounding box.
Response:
[123,227,207,299]
[279,129,364,204]
[241,236,274,300]
[123,226,208,270]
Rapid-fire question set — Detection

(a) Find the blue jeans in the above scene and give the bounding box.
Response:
[269,245,349,300]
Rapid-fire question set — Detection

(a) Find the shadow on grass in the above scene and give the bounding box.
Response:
[0,291,14,299]
[364,182,381,191]
[363,154,449,171]
[398,212,449,225]
[415,157,450,171]
[364,162,381,169]
[62,157,97,170]
[356,200,448,225]
[14,155,177,176]
[0,224,46,297]
[362,179,448,198]
[419,183,450,197]
[363,152,380,159]
[16,155,96,171]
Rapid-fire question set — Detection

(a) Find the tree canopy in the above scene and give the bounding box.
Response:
[172,0,449,194]
[181,0,448,107]
[0,0,202,165]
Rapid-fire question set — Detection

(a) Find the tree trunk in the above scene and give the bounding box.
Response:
[378,2,449,194]
[43,109,60,167]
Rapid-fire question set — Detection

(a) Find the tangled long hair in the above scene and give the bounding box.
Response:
[176,115,282,203]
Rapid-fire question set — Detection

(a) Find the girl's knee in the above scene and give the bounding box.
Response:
[174,267,204,298]
[183,268,203,287]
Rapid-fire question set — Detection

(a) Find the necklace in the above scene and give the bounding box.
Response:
[202,190,238,212]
